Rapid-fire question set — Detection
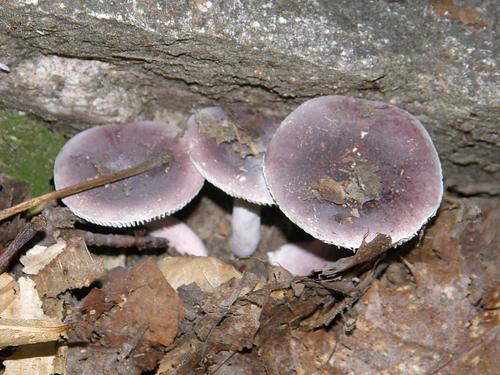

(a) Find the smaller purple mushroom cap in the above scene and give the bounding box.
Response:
[264,96,443,250]
[185,106,282,257]
[185,106,280,205]
[54,122,204,227]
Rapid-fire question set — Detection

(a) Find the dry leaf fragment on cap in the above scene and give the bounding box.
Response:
[32,236,104,298]
[158,256,241,293]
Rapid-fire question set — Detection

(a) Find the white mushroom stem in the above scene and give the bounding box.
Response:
[267,241,336,276]
[230,198,262,257]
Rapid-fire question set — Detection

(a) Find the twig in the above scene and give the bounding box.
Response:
[0,155,168,222]
[117,324,149,361]
[65,229,168,250]
[0,216,47,273]
[211,350,237,374]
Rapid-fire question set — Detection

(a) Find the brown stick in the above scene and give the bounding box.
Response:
[0,156,168,222]
[0,216,47,273]
[64,229,168,250]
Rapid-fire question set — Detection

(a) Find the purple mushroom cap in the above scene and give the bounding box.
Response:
[54,122,204,227]
[186,106,280,205]
[264,96,443,250]
[185,106,282,257]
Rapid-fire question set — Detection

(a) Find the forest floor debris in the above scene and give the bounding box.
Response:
[0,174,498,374]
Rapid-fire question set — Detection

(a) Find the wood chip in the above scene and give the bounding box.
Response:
[32,236,105,298]
[0,277,64,374]
[0,273,19,313]
[20,239,66,275]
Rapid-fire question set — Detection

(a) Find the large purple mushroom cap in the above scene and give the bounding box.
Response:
[54,122,204,227]
[185,106,280,205]
[264,96,443,250]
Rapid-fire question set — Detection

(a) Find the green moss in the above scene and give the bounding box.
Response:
[0,112,66,197]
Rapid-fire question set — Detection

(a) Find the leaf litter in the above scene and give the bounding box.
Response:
[0,171,498,374]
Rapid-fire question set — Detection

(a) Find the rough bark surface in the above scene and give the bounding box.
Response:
[0,0,498,196]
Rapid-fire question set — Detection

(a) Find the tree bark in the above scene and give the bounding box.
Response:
[0,0,498,196]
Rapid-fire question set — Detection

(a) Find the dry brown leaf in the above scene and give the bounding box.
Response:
[328,201,499,374]
[0,318,68,347]
[68,258,184,372]
[33,236,105,298]
[255,328,337,375]
[321,233,392,275]
[157,273,262,374]
[158,269,337,374]
[206,299,262,352]
[158,256,241,293]
[66,345,139,375]
[156,337,202,374]
[20,239,66,275]
[0,273,19,313]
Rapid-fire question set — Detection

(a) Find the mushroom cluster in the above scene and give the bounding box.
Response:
[53,96,442,274]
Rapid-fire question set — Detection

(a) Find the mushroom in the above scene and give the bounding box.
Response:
[54,121,204,227]
[185,106,281,257]
[264,95,443,250]
[148,217,208,256]
[267,240,338,276]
